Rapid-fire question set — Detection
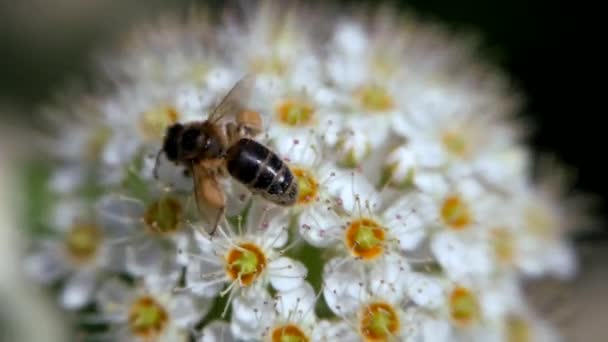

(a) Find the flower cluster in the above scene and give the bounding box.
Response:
[27,2,586,341]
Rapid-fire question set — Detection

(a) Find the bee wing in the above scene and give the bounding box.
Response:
[207,74,256,124]
[191,161,225,235]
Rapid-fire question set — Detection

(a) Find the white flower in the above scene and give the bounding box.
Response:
[24,199,122,310]
[96,188,191,290]
[95,278,211,341]
[230,282,322,341]
[409,177,498,281]
[184,202,306,304]
[28,2,586,341]
[299,173,430,262]
[322,256,433,341]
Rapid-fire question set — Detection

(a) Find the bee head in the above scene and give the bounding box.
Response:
[162,123,184,162]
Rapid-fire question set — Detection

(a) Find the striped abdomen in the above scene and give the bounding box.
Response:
[225,139,298,206]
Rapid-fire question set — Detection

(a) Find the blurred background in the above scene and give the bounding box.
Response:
[0,0,604,340]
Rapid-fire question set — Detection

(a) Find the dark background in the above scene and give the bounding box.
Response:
[1,0,603,219]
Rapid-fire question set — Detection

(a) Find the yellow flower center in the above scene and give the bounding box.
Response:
[491,228,515,264]
[442,131,468,157]
[292,167,319,205]
[440,195,473,230]
[449,287,479,327]
[143,197,183,236]
[357,85,394,112]
[359,302,400,341]
[138,105,180,140]
[345,218,386,260]
[270,324,310,342]
[507,315,531,342]
[225,242,267,286]
[64,223,102,263]
[276,100,315,127]
[128,296,169,339]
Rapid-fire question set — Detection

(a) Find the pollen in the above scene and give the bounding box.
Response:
[357,85,395,112]
[276,100,315,127]
[449,286,479,327]
[358,301,400,341]
[441,131,468,157]
[345,218,386,260]
[491,228,515,264]
[64,223,103,263]
[270,324,310,342]
[128,296,169,339]
[138,105,180,140]
[440,195,473,230]
[143,197,183,235]
[225,242,267,286]
[292,167,319,205]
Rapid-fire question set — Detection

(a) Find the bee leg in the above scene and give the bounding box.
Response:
[210,206,225,235]
[236,110,263,137]
[153,149,163,179]
[199,176,226,235]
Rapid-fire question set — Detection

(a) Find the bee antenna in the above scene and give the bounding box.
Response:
[153,148,163,180]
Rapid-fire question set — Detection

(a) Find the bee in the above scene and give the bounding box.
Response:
[154,75,298,234]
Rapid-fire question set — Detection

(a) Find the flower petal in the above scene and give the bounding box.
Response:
[275,282,316,322]
[199,321,235,342]
[59,269,97,310]
[269,257,307,292]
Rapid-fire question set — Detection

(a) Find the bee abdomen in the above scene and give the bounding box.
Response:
[226,139,298,206]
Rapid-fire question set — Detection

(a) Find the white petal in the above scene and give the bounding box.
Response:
[96,278,134,314]
[269,257,307,292]
[544,242,577,279]
[384,146,416,184]
[169,293,211,327]
[126,239,165,276]
[312,319,359,341]
[430,232,492,281]
[383,194,433,251]
[199,321,235,342]
[185,259,224,298]
[298,206,341,247]
[405,273,444,309]
[59,269,97,310]
[414,171,449,195]
[231,288,275,333]
[96,195,144,238]
[275,133,320,168]
[369,255,410,300]
[276,282,316,322]
[322,258,364,315]
[24,241,70,284]
[333,22,368,56]
[49,166,84,193]
[420,315,452,342]
[50,199,85,232]
[326,170,379,214]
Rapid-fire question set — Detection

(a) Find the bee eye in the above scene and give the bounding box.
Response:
[181,128,200,152]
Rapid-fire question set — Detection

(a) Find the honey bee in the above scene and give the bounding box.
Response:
[154,75,298,234]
